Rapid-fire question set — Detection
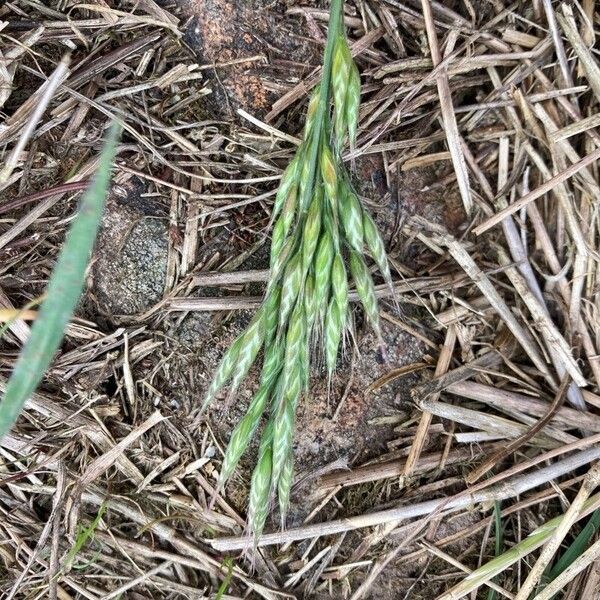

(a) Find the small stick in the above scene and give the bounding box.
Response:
[497,248,586,387]
[473,145,600,236]
[412,349,503,397]
[447,381,600,432]
[465,377,570,484]
[210,446,600,551]
[541,0,573,89]
[420,0,472,214]
[557,5,600,103]
[421,540,514,599]
[403,325,456,477]
[418,397,571,446]
[0,55,70,184]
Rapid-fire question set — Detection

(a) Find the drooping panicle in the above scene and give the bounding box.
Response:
[204,0,394,542]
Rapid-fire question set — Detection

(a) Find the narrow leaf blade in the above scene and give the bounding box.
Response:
[0,123,120,439]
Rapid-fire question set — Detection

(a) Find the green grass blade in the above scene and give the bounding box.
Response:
[548,507,600,581]
[0,123,120,440]
[63,504,107,571]
[215,557,234,600]
[439,493,600,599]
[487,501,503,600]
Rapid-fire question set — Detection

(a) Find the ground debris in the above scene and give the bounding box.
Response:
[1,0,600,599]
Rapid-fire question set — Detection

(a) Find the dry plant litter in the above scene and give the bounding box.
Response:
[0,1,600,599]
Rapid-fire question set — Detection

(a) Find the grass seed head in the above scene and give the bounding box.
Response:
[204,0,393,539]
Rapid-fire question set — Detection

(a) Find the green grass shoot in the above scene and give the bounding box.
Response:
[0,123,120,440]
[63,504,107,572]
[487,500,503,600]
[215,557,234,600]
[547,507,600,581]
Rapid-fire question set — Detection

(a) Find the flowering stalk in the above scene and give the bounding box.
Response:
[205,0,394,539]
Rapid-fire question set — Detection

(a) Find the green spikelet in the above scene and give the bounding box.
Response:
[300,330,310,390]
[363,211,393,291]
[278,448,294,527]
[325,297,343,375]
[281,185,299,233]
[284,302,306,372]
[304,84,321,141]
[272,303,304,487]
[219,385,270,485]
[270,217,286,268]
[313,231,335,313]
[247,424,274,541]
[320,144,338,202]
[261,338,284,387]
[263,285,281,346]
[269,236,294,288]
[340,187,364,253]
[298,151,312,211]
[271,385,298,494]
[331,254,348,317]
[302,187,323,271]
[270,185,299,269]
[304,272,317,330]
[202,329,245,410]
[279,252,302,328]
[227,314,266,397]
[332,35,351,145]
[349,251,381,335]
[272,155,300,220]
[346,62,361,148]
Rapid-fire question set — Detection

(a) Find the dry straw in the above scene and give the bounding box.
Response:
[203,0,393,539]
